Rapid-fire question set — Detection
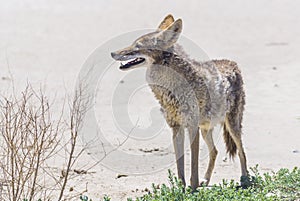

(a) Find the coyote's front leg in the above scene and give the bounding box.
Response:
[172,126,185,186]
[188,126,200,190]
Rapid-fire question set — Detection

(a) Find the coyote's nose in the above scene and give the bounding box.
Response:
[111,51,127,61]
[111,52,121,60]
[111,52,116,59]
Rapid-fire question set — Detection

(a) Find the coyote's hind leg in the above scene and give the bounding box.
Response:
[225,113,248,186]
[200,128,218,186]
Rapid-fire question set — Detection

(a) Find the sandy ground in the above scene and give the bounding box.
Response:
[1,0,300,200]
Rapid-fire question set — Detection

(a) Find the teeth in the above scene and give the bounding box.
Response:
[120,58,145,68]
[128,58,136,63]
[129,59,137,64]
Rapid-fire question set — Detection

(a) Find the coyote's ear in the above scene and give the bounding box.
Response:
[158,14,175,30]
[157,19,182,48]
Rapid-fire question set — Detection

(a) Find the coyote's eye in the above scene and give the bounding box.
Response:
[135,42,143,49]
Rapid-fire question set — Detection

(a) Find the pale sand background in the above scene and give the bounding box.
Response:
[0,0,300,200]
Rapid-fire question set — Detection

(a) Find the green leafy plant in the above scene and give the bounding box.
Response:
[124,166,300,201]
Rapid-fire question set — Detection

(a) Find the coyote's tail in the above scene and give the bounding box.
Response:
[223,124,237,159]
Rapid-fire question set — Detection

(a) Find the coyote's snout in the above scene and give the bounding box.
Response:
[111,14,249,190]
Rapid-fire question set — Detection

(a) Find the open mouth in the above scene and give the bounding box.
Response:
[120,57,145,70]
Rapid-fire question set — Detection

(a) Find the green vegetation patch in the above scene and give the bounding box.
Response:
[130,166,300,201]
[81,166,300,201]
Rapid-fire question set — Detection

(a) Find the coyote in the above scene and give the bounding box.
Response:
[111,14,248,190]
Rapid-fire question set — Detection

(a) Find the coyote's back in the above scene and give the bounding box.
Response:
[111,14,248,190]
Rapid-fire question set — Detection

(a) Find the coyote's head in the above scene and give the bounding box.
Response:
[111,14,182,70]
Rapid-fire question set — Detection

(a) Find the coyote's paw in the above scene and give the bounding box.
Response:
[240,175,251,189]
[199,178,209,187]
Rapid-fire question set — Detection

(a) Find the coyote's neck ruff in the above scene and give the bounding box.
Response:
[111,14,248,190]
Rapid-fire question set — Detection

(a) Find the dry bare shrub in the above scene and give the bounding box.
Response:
[0,84,89,201]
[58,84,90,200]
